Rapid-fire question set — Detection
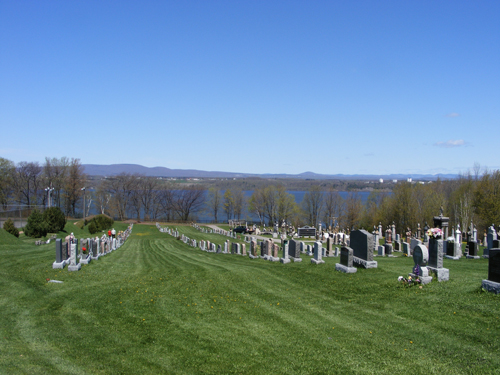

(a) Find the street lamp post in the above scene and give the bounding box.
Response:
[81,187,86,221]
[45,187,54,208]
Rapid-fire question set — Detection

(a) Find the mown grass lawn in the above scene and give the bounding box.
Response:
[1,223,499,374]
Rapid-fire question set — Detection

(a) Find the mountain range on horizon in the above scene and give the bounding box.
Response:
[83,163,458,181]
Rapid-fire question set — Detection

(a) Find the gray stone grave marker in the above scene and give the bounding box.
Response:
[335,246,356,273]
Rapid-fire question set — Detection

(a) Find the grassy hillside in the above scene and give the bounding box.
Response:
[0,223,498,374]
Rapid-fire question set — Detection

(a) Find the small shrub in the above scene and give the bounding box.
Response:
[43,207,66,233]
[75,221,84,230]
[3,218,19,238]
[24,210,49,238]
[88,221,98,234]
[87,214,114,232]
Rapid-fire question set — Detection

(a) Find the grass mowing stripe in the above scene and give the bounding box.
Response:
[1,223,499,374]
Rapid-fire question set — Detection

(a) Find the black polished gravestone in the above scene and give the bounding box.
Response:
[468,241,478,256]
[335,246,357,273]
[428,239,444,268]
[55,239,63,263]
[488,249,500,283]
[483,249,500,294]
[340,246,353,267]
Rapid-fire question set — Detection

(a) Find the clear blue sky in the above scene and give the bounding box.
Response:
[1,0,498,175]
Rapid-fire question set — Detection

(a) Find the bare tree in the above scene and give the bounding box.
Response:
[43,157,69,209]
[206,187,222,222]
[0,157,15,208]
[248,187,266,225]
[139,177,159,221]
[232,188,246,221]
[172,186,206,221]
[342,192,363,231]
[301,185,324,227]
[323,188,344,229]
[223,189,234,221]
[63,158,86,216]
[12,161,43,206]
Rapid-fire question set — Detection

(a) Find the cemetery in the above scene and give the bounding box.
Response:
[1,215,500,374]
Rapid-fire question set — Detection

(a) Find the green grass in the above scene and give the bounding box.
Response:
[1,223,499,374]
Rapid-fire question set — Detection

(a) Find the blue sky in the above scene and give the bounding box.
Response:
[1,0,498,175]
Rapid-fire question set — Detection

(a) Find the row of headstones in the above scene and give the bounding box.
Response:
[35,235,58,246]
[52,225,133,271]
[191,223,239,239]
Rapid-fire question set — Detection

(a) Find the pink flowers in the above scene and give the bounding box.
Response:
[427,228,443,239]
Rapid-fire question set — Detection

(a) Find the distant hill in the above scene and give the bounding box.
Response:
[83,164,457,181]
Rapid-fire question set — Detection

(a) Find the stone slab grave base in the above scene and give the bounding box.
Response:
[292,257,302,262]
[311,258,325,264]
[482,280,500,294]
[248,254,258,259]
[52,261,66,269]
[80,256,91,265]
[353,257,378,269]
[68,263,82,272]
[445,255,461,260]
[409,273,433,285]
[280,258,291,264]
[427,267,449,282]
[335,263,357,273]
[268,257,280,262]
[466,255,480,259]
[307,251,313,256]
[91,255,100,260]
[483,255,489,259]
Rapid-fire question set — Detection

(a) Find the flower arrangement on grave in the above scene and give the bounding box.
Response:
[82,246,88,255]
[398,265,422,287]
[426,227,443,239]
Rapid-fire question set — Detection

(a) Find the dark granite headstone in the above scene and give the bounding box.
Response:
[340,246,353,267]
[62,241,68,261]
[493,240,500,248]
[428,239,443,268]
[384,244,393,256]
[55,239,62,263]
[350,229,374,261]
[289,239,298,258]
[488,249,500,283]
[447,241,455,256]
[468,241,478,256]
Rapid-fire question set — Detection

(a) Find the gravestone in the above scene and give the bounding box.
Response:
[311,241,325,264]
[377,245,385,256]
[466,241,480,259]
[241,243,246,256]
[288,239,302,262]
[350,230,377,268]
[300,241,306,253]
[409,244,432,284]
[53,239,65,269]
[217,244,222,254]
[298,226,316,238]
[427,239,449,281]
[482,249,500,294]
[270,243,280,262]
[326,237,334,257]
[306,244,313,256]
[68,240,81,272]
[280,240,290,264]
[384,244,394,257]
[335,246,357,273]
[410,238,422,254]
[249,240,258,259]
[402,242,410,256]
[81,239,91,265]
[91,238,99,260]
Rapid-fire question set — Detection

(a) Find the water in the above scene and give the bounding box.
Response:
[85,189,374,223]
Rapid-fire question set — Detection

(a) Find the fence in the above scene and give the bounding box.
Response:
[0,205,47,229]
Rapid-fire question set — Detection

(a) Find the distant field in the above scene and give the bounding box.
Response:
[0,223,499,374]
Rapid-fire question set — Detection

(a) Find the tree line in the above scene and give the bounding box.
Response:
[1,157,498,236]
